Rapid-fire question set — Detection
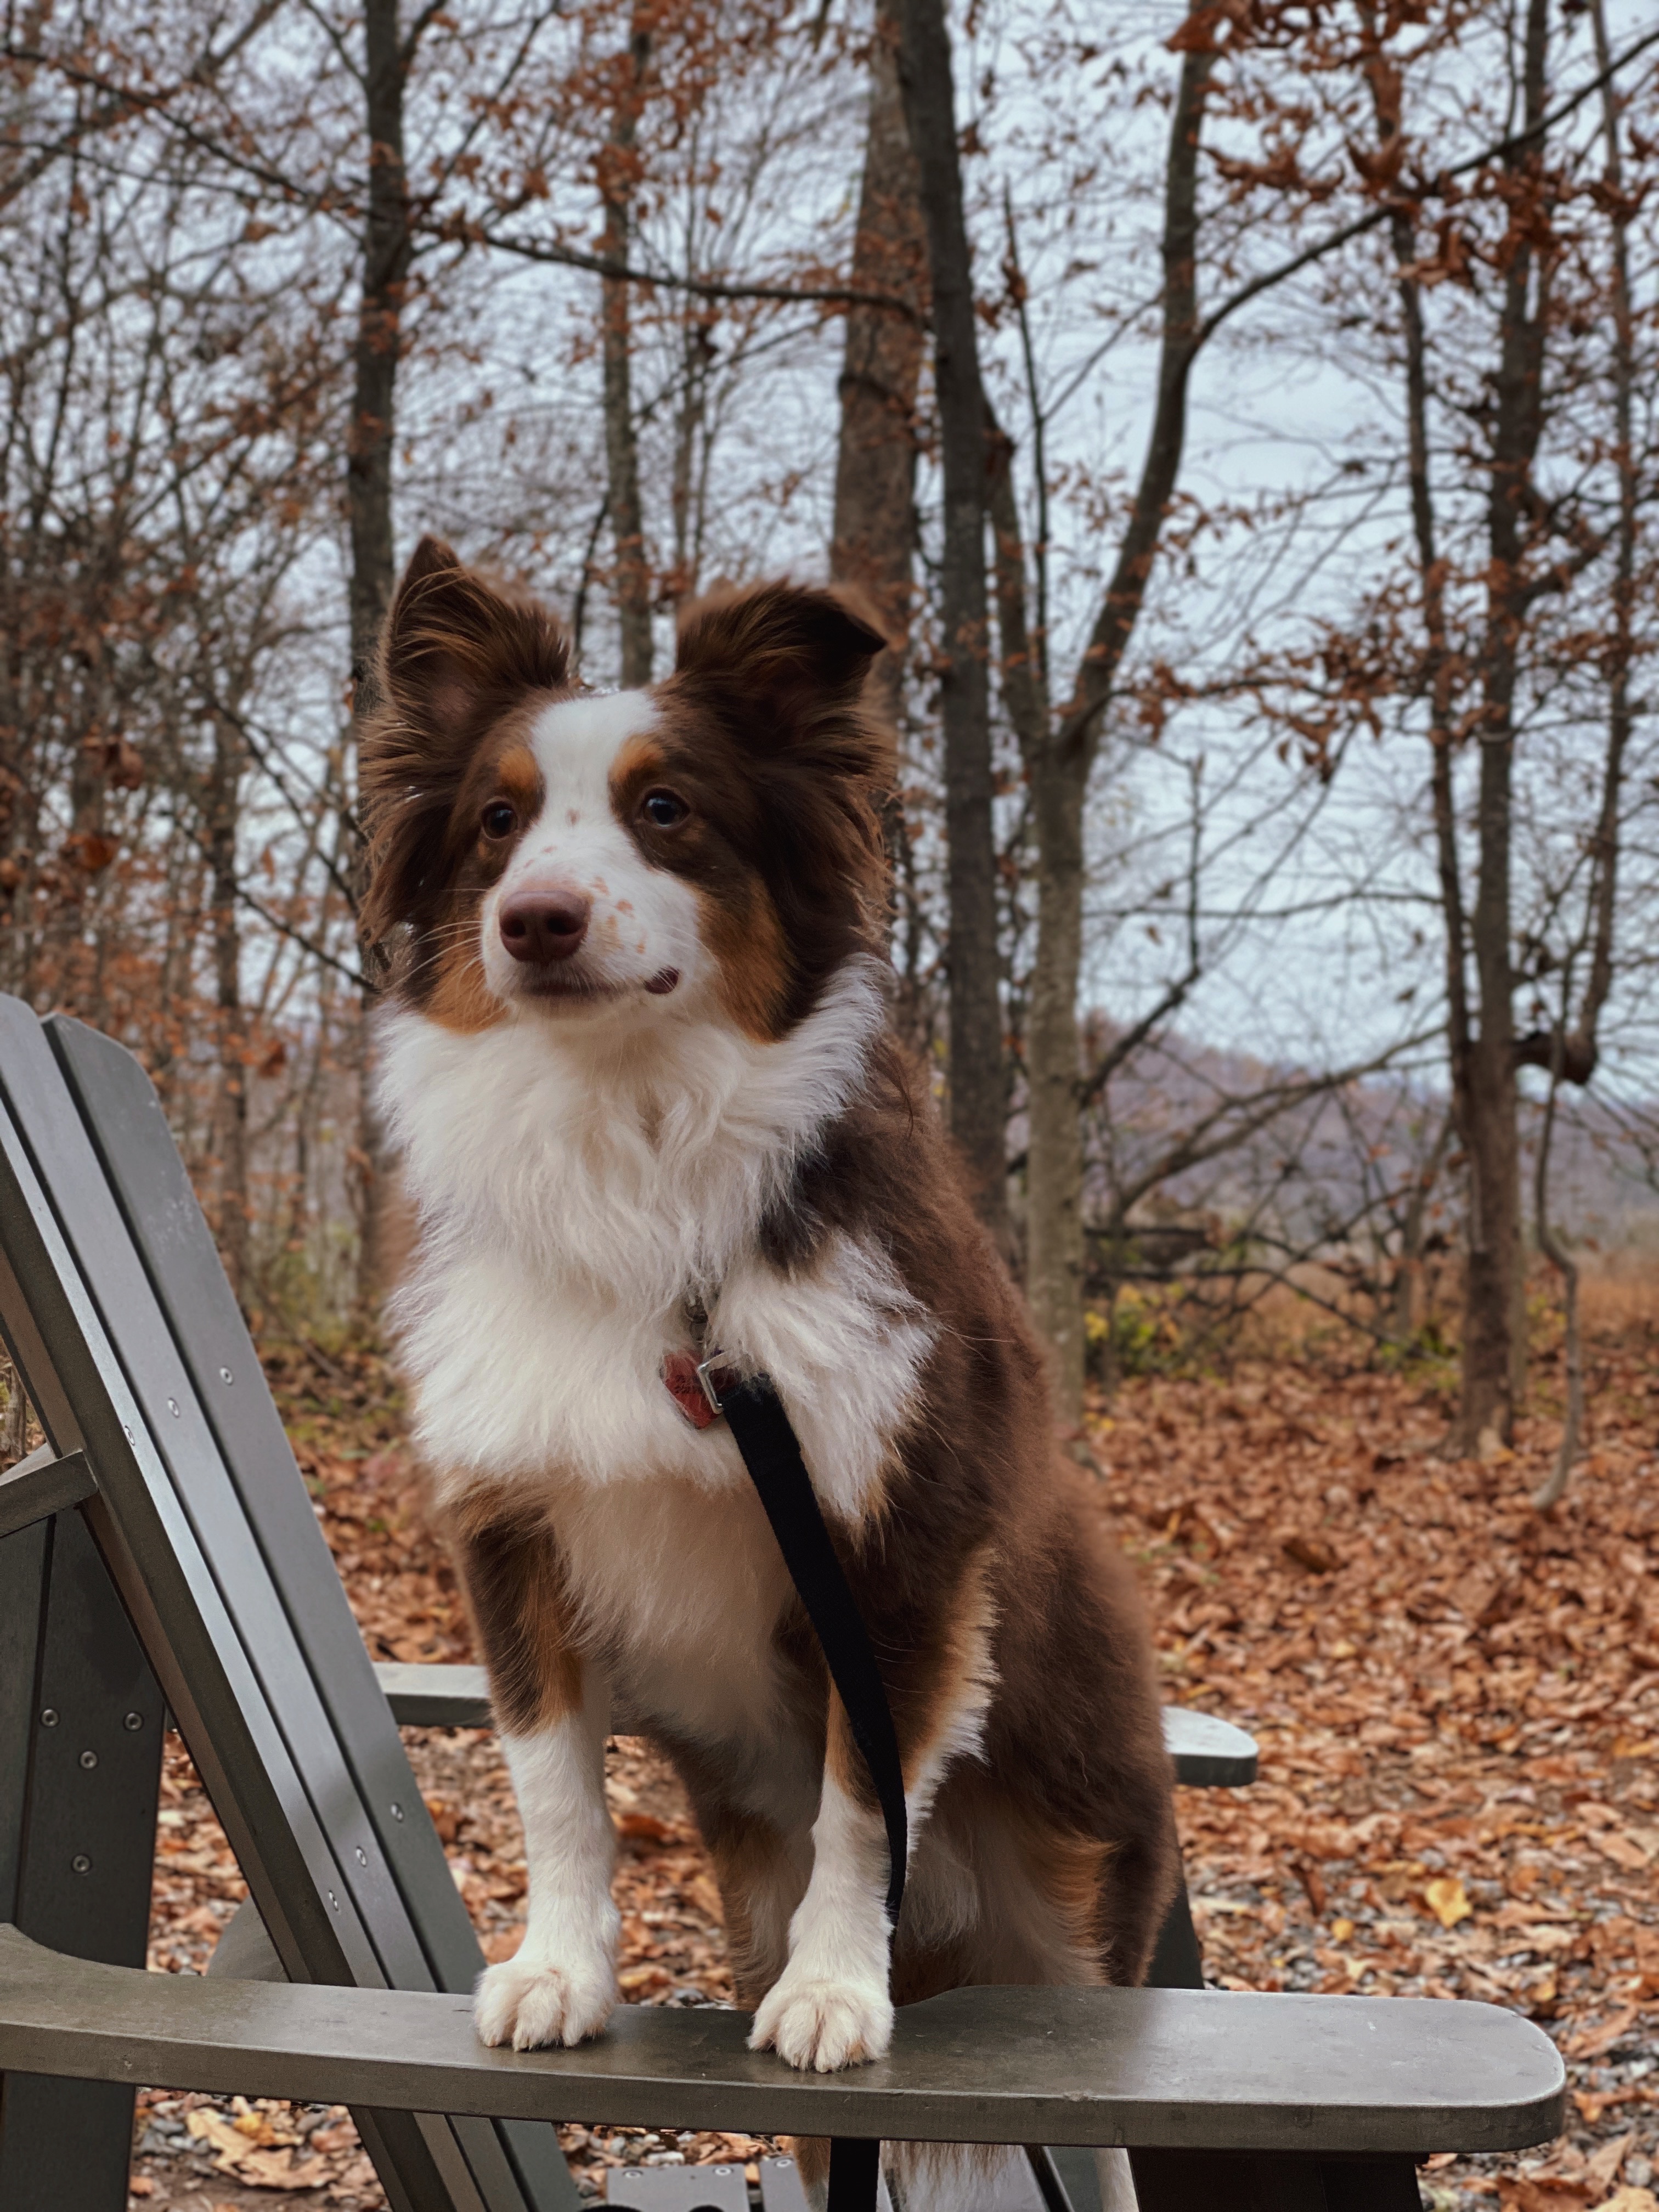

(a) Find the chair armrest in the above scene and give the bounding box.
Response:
[0,1924,1561,2157]
[1160,1707,1257,1787]
[0,1444,95,1540]
[373,1666,1261,1790]
[375,1661,492,1728]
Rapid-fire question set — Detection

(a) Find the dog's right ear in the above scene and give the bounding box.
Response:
[361,538,570,946]
[375,535,569,744]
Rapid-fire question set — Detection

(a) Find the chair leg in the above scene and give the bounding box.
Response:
[0,1508,165,2211]
[1145,1872,1205,1992]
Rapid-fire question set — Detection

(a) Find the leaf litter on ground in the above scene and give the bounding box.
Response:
[131,1319,1659,2210]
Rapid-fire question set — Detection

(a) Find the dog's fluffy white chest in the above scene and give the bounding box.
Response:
[376,974,934,1770]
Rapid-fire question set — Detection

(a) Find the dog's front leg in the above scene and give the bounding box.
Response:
[748,1693,893,2070]
[453,1516,619,2050]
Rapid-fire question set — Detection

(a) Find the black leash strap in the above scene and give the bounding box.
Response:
[718,1372,905,2212]
[721,1374,906,1922]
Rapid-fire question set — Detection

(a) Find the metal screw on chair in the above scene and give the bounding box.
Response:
[124,1711,143,1730]
[167,1398,180,1417]
[40,1708,59,1727]
[219,1368,234,1385]
[80,1750,97,1769]
[328,1890,340,1911]
[391,1802,405,1821]
[71,1855,91,1875]
[356,1847,368,1865]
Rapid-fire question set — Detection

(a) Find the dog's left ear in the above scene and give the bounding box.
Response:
[673,582,889,755]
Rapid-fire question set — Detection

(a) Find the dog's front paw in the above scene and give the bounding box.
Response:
[749,1967,893,2072]
[475,1951,617,2051]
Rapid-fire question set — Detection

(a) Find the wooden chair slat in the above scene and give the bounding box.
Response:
[0,1922,1564,2156]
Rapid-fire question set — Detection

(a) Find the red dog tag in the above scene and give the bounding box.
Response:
[663,1351,729,1430]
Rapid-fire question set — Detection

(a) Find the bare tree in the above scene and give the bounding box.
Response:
[601,7,654,687]
[895,0,1006,1244]
[830,0,924,723]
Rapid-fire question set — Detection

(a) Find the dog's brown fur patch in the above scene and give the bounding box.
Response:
[449,1505,585,1735]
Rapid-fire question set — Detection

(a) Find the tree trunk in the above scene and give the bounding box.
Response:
[1016,15,1213,1415]
[895,0,1006,1243]
[831,0,926,727]
[1025,748,1091,1405]
[602,16,653,689]
[347,0,414,1311]
[207,713,249,1305]
[1530,1047,1581,1511]
[1462,0,1550,1447]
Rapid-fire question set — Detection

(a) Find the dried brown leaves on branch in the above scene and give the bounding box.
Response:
[132,1294,1659,2209]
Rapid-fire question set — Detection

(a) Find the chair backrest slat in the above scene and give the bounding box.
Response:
[48,1014,483,1996]
[0,997,575,2212]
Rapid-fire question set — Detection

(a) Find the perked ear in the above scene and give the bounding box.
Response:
[376,535,569,739]
[360,538,570,947]
[673,582,890,746]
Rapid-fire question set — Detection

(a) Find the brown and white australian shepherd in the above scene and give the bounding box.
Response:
[360,537,1178,2168]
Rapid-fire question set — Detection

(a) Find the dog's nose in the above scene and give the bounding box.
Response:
[498,888,591,963]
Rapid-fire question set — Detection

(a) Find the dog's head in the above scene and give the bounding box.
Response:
[360,538,891,1041]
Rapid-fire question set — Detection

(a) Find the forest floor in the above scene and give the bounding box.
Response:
[125,1300,1659,2212]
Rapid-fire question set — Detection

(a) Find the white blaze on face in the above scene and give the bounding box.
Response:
[477,691,709,1014]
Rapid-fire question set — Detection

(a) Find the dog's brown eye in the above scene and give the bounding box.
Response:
[482,801,517,840]
[641,789,689,829]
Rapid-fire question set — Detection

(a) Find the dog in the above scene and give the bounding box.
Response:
[360,538,1178,2129]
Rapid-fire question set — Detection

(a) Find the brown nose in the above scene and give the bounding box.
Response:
[499,887,590,964]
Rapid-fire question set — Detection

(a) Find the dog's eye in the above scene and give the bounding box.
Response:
[641,789,689,829]
[481,801,517,840]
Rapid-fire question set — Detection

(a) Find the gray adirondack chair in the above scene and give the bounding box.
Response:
[0,997,1565,2212]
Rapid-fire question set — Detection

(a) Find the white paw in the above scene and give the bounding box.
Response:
[474,1951,617,2051]
[749,1968,893,2072]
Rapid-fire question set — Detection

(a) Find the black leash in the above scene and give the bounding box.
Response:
[707,1365,906,2212]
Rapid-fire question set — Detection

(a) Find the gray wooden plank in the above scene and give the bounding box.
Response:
[45,1017,476,1987]
[0,1447,95,1540]
[1161,1708,1257,1788]
[0,1008,490,2212]
[0,1509,164,2212]
[608,2165,749,2212]
[0,1924,1566,2157]
[377,1662,493,1730]
[43,1012,580,2212]
[374,1667,1262,1795]
[46,1018,486,1991]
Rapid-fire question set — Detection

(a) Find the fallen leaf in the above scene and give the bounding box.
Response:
[1588,2135,1636,2191]
[1499,2181,1590,2210]
[1282,1533,1338,1574]
[1424,1877,1472,1930]
[1593,1832,1655,1871]
[187,2110,253,2158]
[227,2146,327,2187]
[1565,2004,1640,2059]
[1595,2193,1659,2212]
[618,1963,670,1993]
[616,1812,678,1844]
[1295,1860,1328,1915]
[1331,1917,1355,1942]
